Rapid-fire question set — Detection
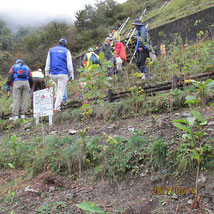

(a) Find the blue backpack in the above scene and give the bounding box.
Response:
[17,69,28,78]
[14,64,29,79]
[89,53,100,65]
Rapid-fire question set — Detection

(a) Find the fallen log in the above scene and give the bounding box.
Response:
[110,71,214,100]
[86,71,214,104]
[1,71,213,120]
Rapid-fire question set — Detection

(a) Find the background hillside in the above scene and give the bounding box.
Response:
[0,0,214,77]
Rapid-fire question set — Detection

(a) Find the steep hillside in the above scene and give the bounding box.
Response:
[0,38,214,213]
[0,1,214,213]
[120,0,214,29]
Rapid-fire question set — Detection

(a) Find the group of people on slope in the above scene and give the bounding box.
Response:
[81,19,155,79]
[82,36,127,77]
[6,18,154,120]
[6,38,74,120]
[81,26,127,76]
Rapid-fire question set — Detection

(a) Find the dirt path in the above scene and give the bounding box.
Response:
[0,169,213,213]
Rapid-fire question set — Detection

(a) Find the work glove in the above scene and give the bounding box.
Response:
[6,84,10,91]
[116,57,122,63]
[116,57,122,70]
[69,72,74,81]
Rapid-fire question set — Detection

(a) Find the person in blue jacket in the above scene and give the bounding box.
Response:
[45,38,74,112]
[132,19,150,79]
[6,59,33,120]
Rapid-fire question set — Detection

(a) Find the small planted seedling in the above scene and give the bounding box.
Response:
[77,201,105,214]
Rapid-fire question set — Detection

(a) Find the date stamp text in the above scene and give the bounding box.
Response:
[153,187,196,195]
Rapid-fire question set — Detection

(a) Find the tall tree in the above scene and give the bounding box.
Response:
[0,19,13,51]
[14,27,30,42]
[95,0,124,26]
[75,5,96,31]
[0,18,14,75]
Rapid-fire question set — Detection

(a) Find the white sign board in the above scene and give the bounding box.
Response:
[33,88,53,117]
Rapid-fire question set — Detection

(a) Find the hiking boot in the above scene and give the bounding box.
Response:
[9,116,18,121]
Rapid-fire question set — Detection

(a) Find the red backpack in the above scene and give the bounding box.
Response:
[115,42,127,63]
[120,42,127,63]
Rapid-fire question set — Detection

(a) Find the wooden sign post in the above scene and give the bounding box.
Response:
[33,88,53,126]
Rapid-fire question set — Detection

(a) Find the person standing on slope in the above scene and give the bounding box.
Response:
[82,48,100,69]
[112,40,127,76]
[6,59,33,120]
[30,68,47,108]
[111,27,121,43]
[45,38,74,112]
[100,37,114,75]
[132,19,150,79]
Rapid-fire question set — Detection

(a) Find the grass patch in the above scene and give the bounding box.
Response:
[56,85,214,123]
[0,130,213,179]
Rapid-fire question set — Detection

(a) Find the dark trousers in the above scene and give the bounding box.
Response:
[105,56,114,75]
[30,78,46,108]
[136,49,149,77]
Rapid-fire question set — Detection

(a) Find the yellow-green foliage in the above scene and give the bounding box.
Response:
[0,78,13,114]
[147,0,214,28]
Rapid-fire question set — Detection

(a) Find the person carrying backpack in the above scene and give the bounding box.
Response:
[113,40,127,76]
[6,59,33,120]
[82,48,101,69]
[110,27,121,47]
[132,19,150,79]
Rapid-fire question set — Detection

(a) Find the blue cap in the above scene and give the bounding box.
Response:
[59,38,67,45]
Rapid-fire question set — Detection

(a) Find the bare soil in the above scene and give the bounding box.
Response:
[0,108,213,214]
[0,169,213,214]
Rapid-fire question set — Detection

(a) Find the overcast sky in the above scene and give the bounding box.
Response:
[0,0,127,31]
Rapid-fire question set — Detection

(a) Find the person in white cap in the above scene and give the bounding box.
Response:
[30,68,47,108]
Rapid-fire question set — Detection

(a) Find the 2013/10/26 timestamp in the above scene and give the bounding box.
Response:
[153,187,196,195]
